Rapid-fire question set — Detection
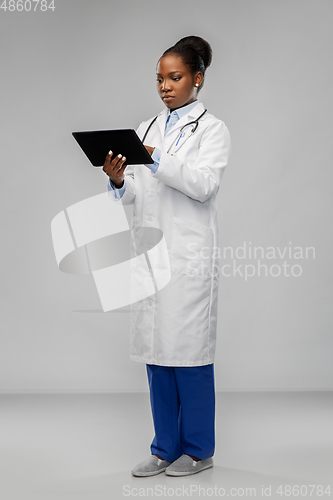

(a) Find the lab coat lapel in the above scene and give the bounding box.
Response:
[155,107,169,142]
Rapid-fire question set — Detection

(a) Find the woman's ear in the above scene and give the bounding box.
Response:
[194,72,203,88]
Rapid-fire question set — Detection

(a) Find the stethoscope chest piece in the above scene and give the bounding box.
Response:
[166,109,207,154]
[142,108,208,155]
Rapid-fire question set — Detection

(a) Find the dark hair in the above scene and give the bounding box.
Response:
[161,35,213,91]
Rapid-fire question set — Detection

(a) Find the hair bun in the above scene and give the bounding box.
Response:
[174,35,213,69]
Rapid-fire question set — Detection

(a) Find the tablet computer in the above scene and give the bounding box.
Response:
[72,129,154,166]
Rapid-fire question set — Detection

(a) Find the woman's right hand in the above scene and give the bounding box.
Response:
[103,150,127,188]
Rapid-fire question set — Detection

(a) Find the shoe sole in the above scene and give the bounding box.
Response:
[131,467,168,477]
[165,463,213,476]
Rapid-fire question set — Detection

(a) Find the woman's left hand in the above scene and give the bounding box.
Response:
[144,145,155,156]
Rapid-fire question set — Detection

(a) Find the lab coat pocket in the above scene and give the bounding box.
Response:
[170,216,214,277]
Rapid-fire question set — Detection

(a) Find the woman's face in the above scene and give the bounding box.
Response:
[156,54,202,111]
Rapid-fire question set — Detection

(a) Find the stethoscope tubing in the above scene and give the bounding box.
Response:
[142,109,208,154]
[167,109,207,154]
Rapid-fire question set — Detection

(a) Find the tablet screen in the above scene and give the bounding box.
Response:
[72,129,154,166]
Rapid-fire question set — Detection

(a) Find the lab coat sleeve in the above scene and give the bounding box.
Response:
[106,122,145,205]
[106,121,156,204]
[144,147,161,174]
[107,177,126,200]
[152,120,231,203]
[107,161,136,205]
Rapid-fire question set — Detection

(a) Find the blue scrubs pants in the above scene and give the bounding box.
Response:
[146,363,215,463]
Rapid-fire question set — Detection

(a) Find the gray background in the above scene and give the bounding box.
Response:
[0,0,332,393]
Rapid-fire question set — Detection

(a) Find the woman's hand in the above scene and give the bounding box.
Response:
[103,151,127,188]
[144,145,155,156]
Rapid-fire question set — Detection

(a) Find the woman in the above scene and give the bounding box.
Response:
[103,36,231,477]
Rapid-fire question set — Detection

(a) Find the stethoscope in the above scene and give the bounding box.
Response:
[142,109,207,155]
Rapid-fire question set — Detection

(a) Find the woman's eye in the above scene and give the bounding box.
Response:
[173,77,181,81]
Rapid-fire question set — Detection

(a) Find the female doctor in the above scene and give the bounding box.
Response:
[103,35,231,477]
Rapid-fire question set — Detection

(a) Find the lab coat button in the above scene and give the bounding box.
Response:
[149,299,153,306]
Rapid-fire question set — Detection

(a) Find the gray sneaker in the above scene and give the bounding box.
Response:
[165,454,213,476]
[131,455,171,477]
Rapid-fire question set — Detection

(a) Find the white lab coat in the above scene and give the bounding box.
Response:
[109,101,231,366]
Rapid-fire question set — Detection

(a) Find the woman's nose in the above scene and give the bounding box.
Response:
[161,79,171,92]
